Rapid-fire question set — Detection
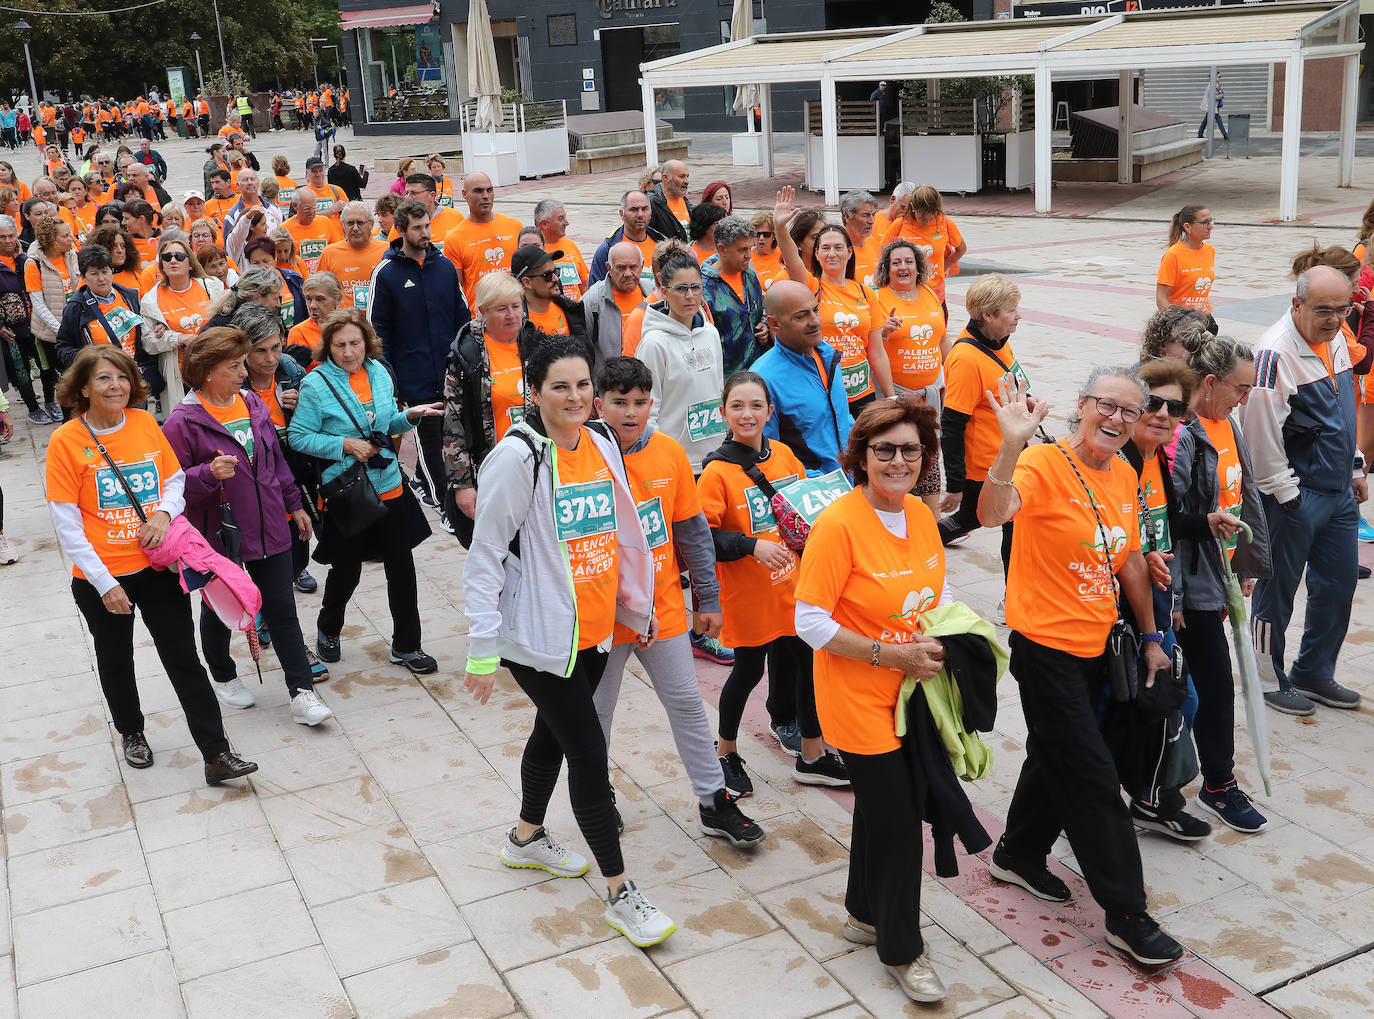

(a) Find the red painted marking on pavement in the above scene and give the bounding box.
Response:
[980,227,1163,254]
[1012,276,1157,299]
[946,293,1139,343]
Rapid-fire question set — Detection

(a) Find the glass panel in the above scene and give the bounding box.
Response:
[358,24,449,123]
[645,24,684,120]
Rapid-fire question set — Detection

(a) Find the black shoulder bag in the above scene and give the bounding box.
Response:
[311,369,389,537]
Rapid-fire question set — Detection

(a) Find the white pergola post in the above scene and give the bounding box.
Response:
[1117,69,1133,185]
[1034,63,1052,214]
[761,83,775,178]
[1279,53,1304,221]
[642,80,660,170]
[821,75,840,207]
[1339,53,1358,188]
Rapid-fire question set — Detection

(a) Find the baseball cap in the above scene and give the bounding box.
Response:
[183,189,205,202]
[512,244,561,280]
[305,156,324,169]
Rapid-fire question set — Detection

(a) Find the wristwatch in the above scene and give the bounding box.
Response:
[1279,494,1303,514]
[1141,632,1165,644]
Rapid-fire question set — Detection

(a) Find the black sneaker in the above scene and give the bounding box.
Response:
[1291,678,1361,710]
[793,751,849,787]
[1263,687,1315,716]
[699,788,765,847]
[1105,912,1184,966]
[719,751,753,798]
[410,477,437,508]
[988,837,1071,902]
[1130,800,1213,842]
[390,647,438,674]
[316,630,341,663]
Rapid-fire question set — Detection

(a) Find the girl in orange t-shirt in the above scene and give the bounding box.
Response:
[696,372,834,778]
[880,186,966,304]
[1157,205,1216,315]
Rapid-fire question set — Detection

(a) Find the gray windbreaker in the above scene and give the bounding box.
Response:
[462,419,655,676]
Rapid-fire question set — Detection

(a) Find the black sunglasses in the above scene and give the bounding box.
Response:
[1144,394,1188,417]
[160,251,189,262]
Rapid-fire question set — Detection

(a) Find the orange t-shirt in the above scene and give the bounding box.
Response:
[853,235,882,288]
[752,247,787,292]
[273,175,299,214]
[433,176,454,208]
[795,488,946,754]
[316,238,388,311]
[1157,242,1215,313]
[486,334,524,439]
[25,258,73,299]
[83,289,142,357]
[71,202,98,243]
[386,205,463,246]
[621,303,649,358]
[131,235,158,265]
[442,213,523,307]
[204,195,238,225]
[691,242,715,266]
[1199,415,1243,559]
[113,269,141,293]
[666,196,690,231]
[196,99,210,116]
[873,209,894,241]
[1138,454,1171,553]
[549,239,588,301]
[883,215,964,301]
[943,330,1025,483]
[287,318,320,351]
[347,369,402,499]
[303,183,347,215]
[136,263,161,296]
[1005,443,1142,657]
[879,284,947,391]
[527,304,570,336]
[815,277,882,401]
[555,430,620,650]
[613,430,701,644]
[696,440,805,649]
[151,279,212,334]
[202,393,256,462]
[251,382,288,442]
[44,410,183,581]
[282,214,343,275]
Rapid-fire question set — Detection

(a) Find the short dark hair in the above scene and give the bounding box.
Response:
[123,198,155,223]
[598,356,653,396]
[209,167,231,182]
[57,344,150,411]
[78,243,112,275]
[840,396,939,487]
[181,327,251,390]
[688,202,727,243]
[393,198,429,233]
[404,172,436,192]
[243,234,277,261]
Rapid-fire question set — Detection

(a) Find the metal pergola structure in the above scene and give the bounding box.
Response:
[638,0,1362,220]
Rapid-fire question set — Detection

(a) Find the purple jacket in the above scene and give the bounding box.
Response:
[162,390,303,562]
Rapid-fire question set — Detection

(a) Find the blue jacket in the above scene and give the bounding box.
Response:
[754,339,854,477]
[287,356,417,494]
[367,239,471,404]
[589,225,666,286]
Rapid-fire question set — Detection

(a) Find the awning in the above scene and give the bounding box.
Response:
[339,4,433,30]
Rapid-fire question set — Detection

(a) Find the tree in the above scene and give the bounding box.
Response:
[898,4,1032,131]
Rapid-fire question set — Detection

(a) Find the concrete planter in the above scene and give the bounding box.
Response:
[900,133,982,194]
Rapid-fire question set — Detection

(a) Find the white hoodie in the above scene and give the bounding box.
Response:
[635,302,725,472]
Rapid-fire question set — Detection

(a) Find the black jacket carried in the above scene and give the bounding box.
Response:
[647,183,691,244]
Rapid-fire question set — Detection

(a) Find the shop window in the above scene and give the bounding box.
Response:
[548,14,577,46]
[644,24,684,120]
[357,24,449,123]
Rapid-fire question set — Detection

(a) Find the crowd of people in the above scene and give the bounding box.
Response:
[0,133,1369,1002]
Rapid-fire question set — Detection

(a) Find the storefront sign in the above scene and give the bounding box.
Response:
[1015,0,1262,15]
[597,0,678,21]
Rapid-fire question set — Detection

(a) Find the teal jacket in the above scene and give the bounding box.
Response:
[287,357,416,495]
[896,602,1008,780]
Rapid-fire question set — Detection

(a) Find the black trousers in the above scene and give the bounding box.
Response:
[200,549,314,696]
[72,568,230,759]
[1002,631,1147,916]
[506,649,625,877]
[717,635,819,741]
[411,413,446,507]
[839,747,925,965]
[938,477,1014,574]
[1176,609,1235,788]
[317,545,421,653]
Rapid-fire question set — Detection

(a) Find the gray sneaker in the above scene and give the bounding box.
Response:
[43,401,62,421]
[27,407,52,425]
[1264,688,1316,716]
[1291,678,1361,710]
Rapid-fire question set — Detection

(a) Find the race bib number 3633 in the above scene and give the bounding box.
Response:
[95,460,160,510]
[555,479,616,542]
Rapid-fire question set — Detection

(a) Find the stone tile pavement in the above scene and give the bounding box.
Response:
[0,127,1372,1017]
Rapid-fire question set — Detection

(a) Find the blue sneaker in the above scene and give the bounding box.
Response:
[1196,780,1267,834]
[690,630,735,665]
[770,719,803,757]
[1359,517,1374,543]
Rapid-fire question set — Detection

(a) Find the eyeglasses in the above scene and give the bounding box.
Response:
[1084,395,1143,423]
[869,442,923,462]
[1194,218,1215,226]
[1217,377,1253,396]
[1144,394,1188,417]
[1303,302,1353,319]
[668,283,703,296]
[160,251,189,262]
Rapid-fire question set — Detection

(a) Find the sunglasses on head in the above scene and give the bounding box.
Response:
[1144,394,1188,417]
[160,251,189,262]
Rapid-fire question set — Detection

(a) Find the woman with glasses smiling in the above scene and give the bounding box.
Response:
[140,236,224,409]
[1157,205,1216,325]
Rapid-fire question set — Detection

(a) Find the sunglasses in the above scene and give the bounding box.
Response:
[755,230,773,239]
[160,251,189,262]
[530,269,559,283]
[869,442,923,463]
[1144,394,1188,417]
[669,283,703,296]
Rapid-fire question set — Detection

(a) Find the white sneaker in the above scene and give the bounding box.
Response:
[604,880,676,948]
[0,535,17,565]
[995,598,1006,625]
[213,676,255,709]
[290,689,333,726]
[499,827,589,877]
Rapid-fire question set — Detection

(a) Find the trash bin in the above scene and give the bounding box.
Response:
[1226,113,1250,159]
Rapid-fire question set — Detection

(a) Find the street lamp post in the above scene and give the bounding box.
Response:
[14,20,40,115]
[190,31,205,92]
[211,0,230,91]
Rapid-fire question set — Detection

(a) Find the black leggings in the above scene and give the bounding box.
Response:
[317,548,420,652]
[717,634,819,742]
[1176,608,1235,788]
[506,649,624,877]
[938,477,1013,574]
[200,549,314,696]
[2,333,53,410]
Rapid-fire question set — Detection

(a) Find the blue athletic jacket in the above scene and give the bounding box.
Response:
[753,339,854,477]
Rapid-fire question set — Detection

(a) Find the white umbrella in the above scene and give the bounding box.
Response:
[730,0,759,126]
[467,0,503,131]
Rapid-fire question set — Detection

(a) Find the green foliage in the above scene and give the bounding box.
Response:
[204,69,250,98]
[896,4,1033,128]
[924,2,966,24]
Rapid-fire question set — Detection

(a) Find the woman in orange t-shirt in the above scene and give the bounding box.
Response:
[880,185,966,306]
[696,371,844,785]
[287,271,341,355]
[1156,205,1216,317]
[795,397,952,1003]
[978,367,1181,967]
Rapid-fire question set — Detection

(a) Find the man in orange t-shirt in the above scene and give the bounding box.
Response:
[649,159,692,243]
[300,157,346,217]
[842,190,881,287]
[282,190,343,275]
[533,198,589,301]
[387,173,462,244]
[442,170,522,307]
[512,245,577,337]
[316,202,389,311]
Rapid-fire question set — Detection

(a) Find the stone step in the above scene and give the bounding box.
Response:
[571,137,691,175]
[568,124,676,151]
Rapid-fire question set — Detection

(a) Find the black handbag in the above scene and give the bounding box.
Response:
[217,486,244,563]
[312,369,389,537]
[1055,443,1140,703]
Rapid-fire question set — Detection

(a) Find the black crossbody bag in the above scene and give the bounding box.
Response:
[311,370,388,537]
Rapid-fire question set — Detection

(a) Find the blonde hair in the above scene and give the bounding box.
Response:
[268,226,306,275]
[303,270,342,302]
[471,271,523,336]
[964,274,1021,322]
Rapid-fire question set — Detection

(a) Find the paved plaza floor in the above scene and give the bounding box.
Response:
[0,126,1372,1017]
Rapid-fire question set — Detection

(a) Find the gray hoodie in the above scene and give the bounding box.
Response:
[636,303,725,472]
[463,419,655,676]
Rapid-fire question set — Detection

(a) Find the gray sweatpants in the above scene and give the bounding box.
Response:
[594,633,724,806]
